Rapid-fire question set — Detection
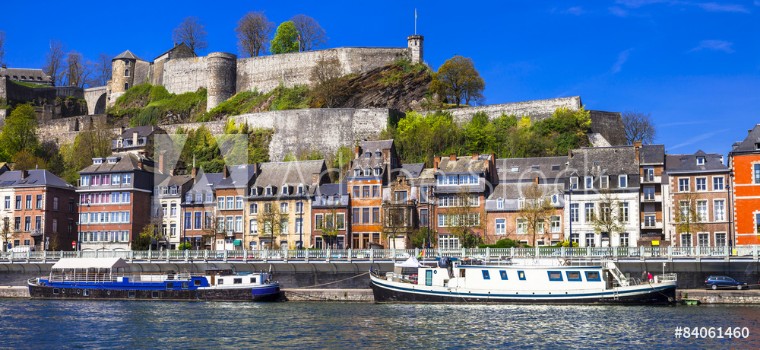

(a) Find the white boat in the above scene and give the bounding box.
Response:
[370,257,677,304]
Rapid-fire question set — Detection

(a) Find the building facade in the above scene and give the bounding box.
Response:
[311,183,349,249]
[728,124,760,245]
[156,175,192,250]
[637,144,669,246]
[214,165,257,251]
[180,169,223,250]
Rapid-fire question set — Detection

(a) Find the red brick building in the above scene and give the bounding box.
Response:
[729,124,760,245]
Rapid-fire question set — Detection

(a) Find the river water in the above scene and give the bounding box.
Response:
[1,299,758,349]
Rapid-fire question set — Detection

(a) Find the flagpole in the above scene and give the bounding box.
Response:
[414,9,418,35]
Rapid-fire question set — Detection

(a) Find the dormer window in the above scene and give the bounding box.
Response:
[510,167,519,173]
[584,176,594,189]
[170,186,178,195]
[374,167,382,176]
[363,168,371,176]
[531,165,540,170]
[250,187,258,196]
[551,194,559,204]
[297,185,304,195]
[186,193,193,202]
[375,151,381,157]
[92,158,103,165]
[517,198,525,209]
[265,186,273,196]
[106,157,118,164]
[353,169,361,177]
[570,177,579,190]
[282,185,289,195]
[755,143,760,151]
[364,152,371,158]
[161,186,168,195]
[696,156,705,165]
[496,198,504,209]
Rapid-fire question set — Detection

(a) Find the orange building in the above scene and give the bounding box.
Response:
[729,124,760,245]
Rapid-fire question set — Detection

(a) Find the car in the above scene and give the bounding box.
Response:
[704,275,749,290]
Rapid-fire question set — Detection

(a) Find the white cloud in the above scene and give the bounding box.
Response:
[608,6,629,16]
[564,6,585,15]
[698,2,749,13]
[616,0,674,8]
[611,49,634,74]
[689,40,735,53]
[669,129,729,150]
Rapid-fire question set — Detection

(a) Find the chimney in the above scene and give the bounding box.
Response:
[534,176,539,185]
[471,153,479,160]
[21,169,29,179]
[222,165,230,179]
[132,131,138,146]
[120,126,125,135]
[312,172,320,185]
[433,156,441,170]
[158,152,165,175]
[449,154,457,161]
[354,146,361,159]
[137,160,144,170]
[633,141,642,162]
[191,166,198,179]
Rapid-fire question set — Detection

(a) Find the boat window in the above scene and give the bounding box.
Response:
[166,282,174,289]
[499,270,508,280]
[53,288,60,294]
[194,279,201,286]
[548,271,563,281]
[128,291,136,298]
[151,291,159,299]
[518,271,526,281]
[250,277,257,284]
[234,278,243,284]
[218,279,224,285]
[182,282,189,289]
[425,270,433,286]
[566,271,582,282]
[482,270,490,280]
[83,290,89,297]
[585,271,601,282]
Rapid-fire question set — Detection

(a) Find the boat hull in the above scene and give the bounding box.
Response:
[370,276,676,305]
[28,282,284,302]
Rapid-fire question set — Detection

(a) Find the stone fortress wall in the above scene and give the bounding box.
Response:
[448,96,582,123]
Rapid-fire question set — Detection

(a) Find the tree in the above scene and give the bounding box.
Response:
[0,104,39,161]
[270,21,299,54]
[410,227,437,249]
[0,31,5,66]
[447,188,484,248]
[64,51,87,87]
[622,111,656,145]
[591,189,626,246]
[674,193,707,247]
[11,149,47,170]
[430,56,485,107]
[1,217,19,252]
[89,53,112,86]
[258,202,286,249]
[291,14,326,51]
[519,183,554,247]
[132,223,160,250]
[61,125,113,183]
[43,41,65,86]
[309,56,347,108]
[236,12,273,57]
[321,208,340,249]
[172,17,207,54]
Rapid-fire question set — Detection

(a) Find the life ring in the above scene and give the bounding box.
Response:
[77,289,81,294]
[107,291,111,296]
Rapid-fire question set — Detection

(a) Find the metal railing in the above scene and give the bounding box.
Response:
[2,245,759,263]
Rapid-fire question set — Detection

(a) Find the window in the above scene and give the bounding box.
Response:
[362,208,370,224]
[14,217,20,231]
[551,216,561,233]
[280,202,288,214]
[184,212,192,230]
[679,201,690,222]
[680,233,692,247]
[619,202,629,222]
[15,196,20,210]
[250,203,258,214]
[500,270,508,280]
[715,232,726,247]
[281,186,289,195]
[620,232,629,247]
[600,203,611,222]
[696,200,708,222]
[24,217,30,231]
[372,208,380,223]
[52,219,58,233]
[250,219,258,234]
[217,197,225,210]
[170,203,177,217]
[482,270,490,280]
[644,186,655,200]
[755,164,760,184]
[547,271,563,281]
[570,233,579,245]
[495,219,506,235]
[352,208,360,224]
[226,197,233,210]
[35,216,41,230]
[438,234,460,250]
[496,198,504,209]
[585,233,595,247]
[420,208,429,227]
[697,233,709,247]
[336,213,345,230]
[585,271,601,282]
[516,219,527,234]
[518,271,526,281]
[124,83,129,90]
[194,212,202,230]
[295,201,303,214]
[26,195,32,209]
[235,216,243,233]
[584,203,594,222]
[600,176,609,189]
[644,214,655,227]
[569,177,578,190]
[36,195,43,209]
[315,214,324,229]
[756,213,760,234]
[570,203,579,223]
[374,168,381,176]
[124,68,130,77]
[352,186,360,198]
[235,196,243,209]
[170,223,177,237]
[3,196,9,209]
[714,200,725,221]
[713,176,724,191]
[362,186,370,198]
[678,178,689,192]
[695,177,707,191]
[566,271,582,282]
[584,176,593,189]
[394,191,407,202]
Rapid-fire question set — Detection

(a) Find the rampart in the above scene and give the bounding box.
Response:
[447,96,582,123]
[36,114,111,145]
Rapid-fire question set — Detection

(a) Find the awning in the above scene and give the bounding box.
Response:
[52,258,129,270]
[394,256,421,268]
[233,239,242,246]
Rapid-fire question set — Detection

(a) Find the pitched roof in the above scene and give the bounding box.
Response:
[113,50,140,60]
[567,147,638,176]
[314,183,348,197]
[640,145,665,164]
[187,170,224,192]
[217,164,258,189]
[253,160,326,189]
[730,124,760,154]
[158,174,193,187]
[665,151,727,173]
[437,154,492,173]
[399,163,424,179]
[495,156,567,183]
[361,140,394,151]
[0,169,74,189]
[0,67,52,83]
[79,153,155,174]
[153,42,196,60]
[117,126,162,139]
[489,182,564,200]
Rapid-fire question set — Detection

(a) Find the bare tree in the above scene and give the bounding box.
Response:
[236,12,273,57]
[291,14,326,51]
[622,111,656,145]
[519,183,554,246]
[43,40,65,86]
[88,53,112,86]
[674,193,707,247]
[258,202,285,249]
[172,17,208,54]
[65,51,87,87]
[447,188,484,247]
[591,189,625,246]
[309,56,348,107]
[0,31,5,65]
[1,217,20,252]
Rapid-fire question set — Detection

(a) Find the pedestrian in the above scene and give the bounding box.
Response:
[641,271,647,282]
[647,271,653,283]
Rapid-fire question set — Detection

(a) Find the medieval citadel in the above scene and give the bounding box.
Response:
[1,33,624,160]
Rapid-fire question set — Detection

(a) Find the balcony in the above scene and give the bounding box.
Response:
[640,175,661,184]
[641,221,663,229]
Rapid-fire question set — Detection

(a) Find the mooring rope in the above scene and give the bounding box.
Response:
[291,272,370,289]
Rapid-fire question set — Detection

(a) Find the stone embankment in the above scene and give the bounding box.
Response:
[679,289,760,304]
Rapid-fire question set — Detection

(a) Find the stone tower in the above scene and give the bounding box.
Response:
[407,35,424,64]
[111,50,139,94]
[205,52,237,111]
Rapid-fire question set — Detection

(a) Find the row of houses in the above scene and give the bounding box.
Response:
[3,124,760,251]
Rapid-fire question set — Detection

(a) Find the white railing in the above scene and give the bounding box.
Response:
[1,245,759,263]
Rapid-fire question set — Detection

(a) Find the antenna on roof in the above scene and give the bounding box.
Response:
[414,8,418,35]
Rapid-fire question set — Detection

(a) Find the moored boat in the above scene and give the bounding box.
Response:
[28,258,284,302]
[370,257,677,304]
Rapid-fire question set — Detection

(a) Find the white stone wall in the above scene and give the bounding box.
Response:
[162,57,209,94]
[447,96,582,124]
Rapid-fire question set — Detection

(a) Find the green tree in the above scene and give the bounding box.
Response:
[410,227,437,249]
[430,55,485,107]
[270,21,300,54]
[61,126,113,183]
[132,224,159,250]
[0,104,39,161]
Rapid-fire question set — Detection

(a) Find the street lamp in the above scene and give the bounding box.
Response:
[427,187,436,249]
[728,171,734,254]
[298,201,303,250]
[568,187,573,248]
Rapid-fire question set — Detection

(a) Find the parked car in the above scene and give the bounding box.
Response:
[704,276,748,290]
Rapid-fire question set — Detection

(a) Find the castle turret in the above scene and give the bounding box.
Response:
[206,52,237,111]
[407,35,424,64]
[111,50,139,94]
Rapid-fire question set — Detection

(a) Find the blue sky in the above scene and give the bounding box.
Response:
[1,0,758,156]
